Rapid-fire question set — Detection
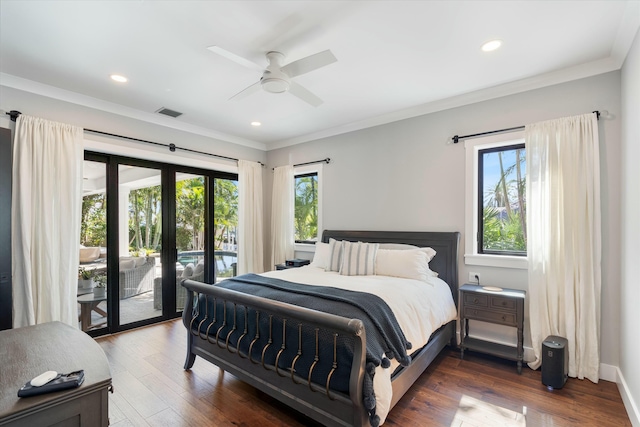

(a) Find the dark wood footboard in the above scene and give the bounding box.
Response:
[182,279,370,427]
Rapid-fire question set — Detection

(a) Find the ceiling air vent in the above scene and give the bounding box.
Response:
[155,107,183,118]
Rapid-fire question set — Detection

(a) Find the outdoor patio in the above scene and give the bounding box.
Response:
[79,291,162,331]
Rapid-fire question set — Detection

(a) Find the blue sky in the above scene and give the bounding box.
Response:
[482,149,526,201]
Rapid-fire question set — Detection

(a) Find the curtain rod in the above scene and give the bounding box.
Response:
[451,110,602,144]
[272,158,330,171]
[5,110,263,165]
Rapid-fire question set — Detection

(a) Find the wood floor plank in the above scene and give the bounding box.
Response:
[145,408,187,427]
[108,386,152,427]
[96,320,632,427]
[111,370,169,419]
[140,372,236,427]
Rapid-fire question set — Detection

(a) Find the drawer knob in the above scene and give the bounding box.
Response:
[502,301,507,306]
[473,298,479,304]
[502,315,506,321]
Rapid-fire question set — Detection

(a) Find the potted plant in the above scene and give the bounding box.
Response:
[93,273,107,298]
[78,268,94,289]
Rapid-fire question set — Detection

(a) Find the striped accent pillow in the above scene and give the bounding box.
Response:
[339,241,379,276]
[326,238,344,272]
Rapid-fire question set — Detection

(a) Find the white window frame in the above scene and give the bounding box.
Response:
[293,163,323,253]
[464,131,528,269]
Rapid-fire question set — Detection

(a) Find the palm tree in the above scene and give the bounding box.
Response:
[482,148,527,253]
[213,179,238,250]
[129,185,162,252]
[176,177,205,250]
[295,175,318,241]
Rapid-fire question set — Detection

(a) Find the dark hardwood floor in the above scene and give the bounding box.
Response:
[96,320,631,426]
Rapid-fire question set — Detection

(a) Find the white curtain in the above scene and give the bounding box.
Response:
[237,160,264,274]
[270,165,295,268]
[12,115,84,328]
[526,113,601,382]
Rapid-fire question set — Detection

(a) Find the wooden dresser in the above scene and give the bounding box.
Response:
[0,321,111,426]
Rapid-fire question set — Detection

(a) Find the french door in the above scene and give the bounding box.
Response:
[81,153,237,336]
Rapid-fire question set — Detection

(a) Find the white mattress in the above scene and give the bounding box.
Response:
[261,266,457,425]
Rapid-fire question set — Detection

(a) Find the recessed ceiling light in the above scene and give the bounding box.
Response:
[481,40,502,52]
[251,121,261,127]
[110,74,128,83]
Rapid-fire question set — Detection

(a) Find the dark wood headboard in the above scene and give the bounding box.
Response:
[321,230,460,305]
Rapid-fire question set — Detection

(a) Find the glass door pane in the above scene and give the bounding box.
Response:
[79,160,108,332]
[175,173,205,312]
[118,165,162,325]
[214,177,238,282]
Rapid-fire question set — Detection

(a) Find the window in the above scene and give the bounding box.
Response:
[478,144,526,256]
[464,132,527,269]
[294,172,318,243]
[293,163,323,248]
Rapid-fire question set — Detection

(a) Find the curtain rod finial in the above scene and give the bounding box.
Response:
[452,135,459,144]
[6,110,22,122]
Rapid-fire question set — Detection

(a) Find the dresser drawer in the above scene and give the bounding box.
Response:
[463,307,517,326]
[490,296,517,311]
[463,293,488,307]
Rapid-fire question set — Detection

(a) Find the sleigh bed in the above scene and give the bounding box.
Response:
[181,230,460,427]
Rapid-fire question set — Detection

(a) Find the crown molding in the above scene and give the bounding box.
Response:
[268,56,623,150]
[0,73,267,151]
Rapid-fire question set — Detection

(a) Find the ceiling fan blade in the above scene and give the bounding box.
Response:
[281,50,337,78]
[288,82,323,107]
[229,81,261,101]
[207,46,263,72]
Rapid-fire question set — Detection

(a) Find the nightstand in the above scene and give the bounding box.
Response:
[459,283,526,373]
[276,259,310,270]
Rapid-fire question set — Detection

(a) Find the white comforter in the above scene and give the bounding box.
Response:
[261,266,457,424]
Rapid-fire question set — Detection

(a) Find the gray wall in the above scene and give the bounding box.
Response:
[620,28,640,425]
[267,71,622,369]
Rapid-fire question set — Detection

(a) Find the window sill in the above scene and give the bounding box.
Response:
[295,243,316,253]
[464,254,528,270]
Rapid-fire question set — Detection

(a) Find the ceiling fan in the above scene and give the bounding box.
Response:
[207,46,337,107]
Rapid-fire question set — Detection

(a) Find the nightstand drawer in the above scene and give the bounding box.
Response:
[490,296,517,311]
[463,293,488,307]
[463,307,517,326]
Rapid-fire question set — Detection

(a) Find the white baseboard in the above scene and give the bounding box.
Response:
[617,368,640,427]
[456,330,620,381]
[599,362,617,382]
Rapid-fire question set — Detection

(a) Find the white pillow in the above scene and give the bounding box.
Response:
[377,243,436,262]
[375,249,437,282]
[378,243,419,251]
[181,263,195,278]
[119,259,135,270]
[132,256,147,267]
[419,247,437,262]
[310,242,331,269]
[194,260,205,275]
[326,238,344,272]
[340,241,379,276]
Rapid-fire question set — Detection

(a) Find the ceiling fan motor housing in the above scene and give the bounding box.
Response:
[261,51,290,93]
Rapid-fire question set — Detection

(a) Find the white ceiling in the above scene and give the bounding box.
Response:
[1,1,638,151]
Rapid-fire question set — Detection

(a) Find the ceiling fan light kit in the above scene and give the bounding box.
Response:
[262,77,290,93]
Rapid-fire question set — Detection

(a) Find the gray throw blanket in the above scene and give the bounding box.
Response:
[204,273,412,427]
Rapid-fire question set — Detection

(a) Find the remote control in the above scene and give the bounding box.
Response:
[30,371,58,387]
